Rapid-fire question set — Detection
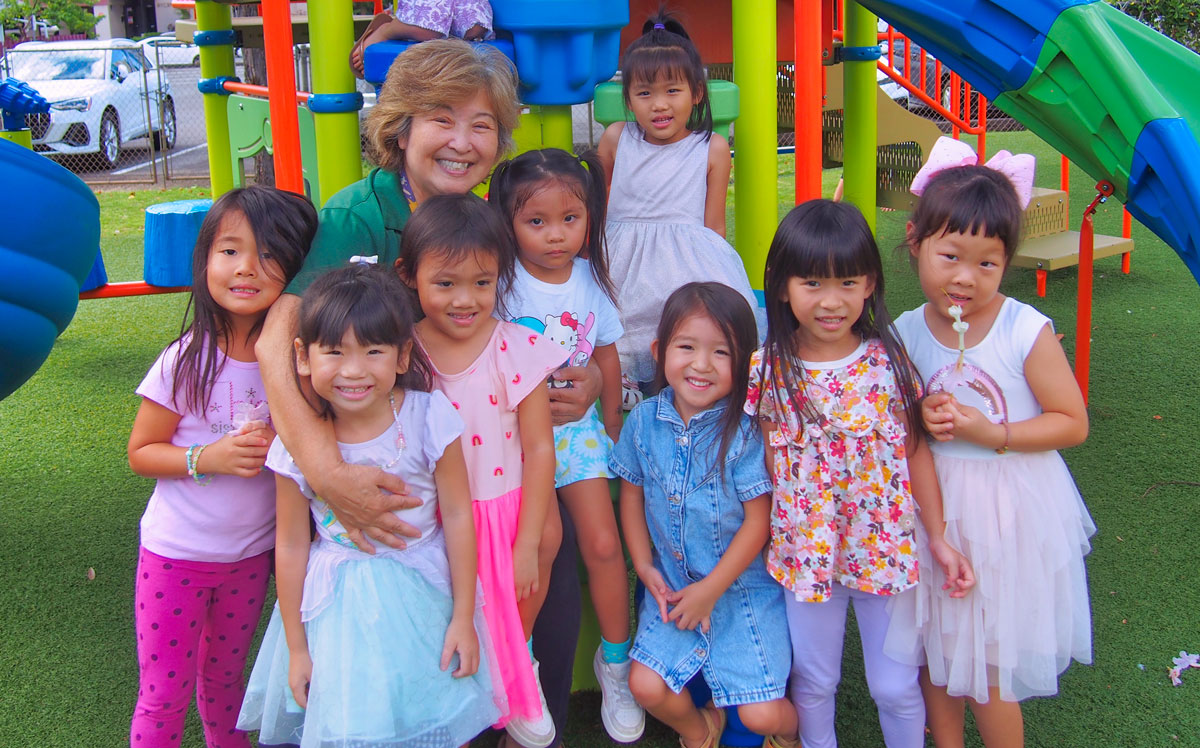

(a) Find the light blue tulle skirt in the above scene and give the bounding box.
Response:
[237,535,504,748]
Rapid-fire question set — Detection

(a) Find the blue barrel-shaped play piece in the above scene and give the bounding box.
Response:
[144,199,211,288]
[491,0,627,105]
[364,38,515,88]
[0,136,99,400]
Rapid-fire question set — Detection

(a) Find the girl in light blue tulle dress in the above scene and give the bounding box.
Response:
[237,264,505,748]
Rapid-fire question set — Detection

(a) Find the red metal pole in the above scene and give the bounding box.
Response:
[1060,154,1070,230]
[79,282,189,300]
[261,0,304,195]
[1122,207,1132,273]
[1074,182,1114,404]
[795,0,823,203]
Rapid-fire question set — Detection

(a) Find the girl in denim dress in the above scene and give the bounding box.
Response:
[610,283,798,748]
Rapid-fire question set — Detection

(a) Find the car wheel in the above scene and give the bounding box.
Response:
[98,110,121,168]
[192,54,200,66]
[153,97,177,151]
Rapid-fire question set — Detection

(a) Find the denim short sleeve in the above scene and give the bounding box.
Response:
[608,405,645,486]
[731,417,772,503]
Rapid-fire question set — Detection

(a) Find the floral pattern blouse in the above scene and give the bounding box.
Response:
[745,340,920,602]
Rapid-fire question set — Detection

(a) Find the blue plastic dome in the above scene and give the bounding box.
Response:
[0,137,100,400]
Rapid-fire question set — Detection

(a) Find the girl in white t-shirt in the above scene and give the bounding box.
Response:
[490,148,644,743]
[127,186,316,748]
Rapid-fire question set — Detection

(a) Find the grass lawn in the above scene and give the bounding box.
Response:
[1,133,1198,747]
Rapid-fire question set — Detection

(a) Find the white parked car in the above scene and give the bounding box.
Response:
[7,39,176,167]
[137,34,200,67]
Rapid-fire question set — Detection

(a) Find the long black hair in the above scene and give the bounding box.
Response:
[294,263,432,419]
[758,199,923,432]
[489,148,616,303]
[653,282,757,470]
[620,9,713,138]
[171,186,316,413]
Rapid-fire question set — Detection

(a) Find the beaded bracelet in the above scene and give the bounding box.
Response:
[186,443,212,486]
[995,421,1011,455]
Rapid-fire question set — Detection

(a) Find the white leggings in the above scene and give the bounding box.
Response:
[785,584,925,748]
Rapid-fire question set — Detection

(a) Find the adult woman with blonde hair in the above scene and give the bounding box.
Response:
[256,38,598,748]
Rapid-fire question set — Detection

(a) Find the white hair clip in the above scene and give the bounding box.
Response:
[349,255,379,266]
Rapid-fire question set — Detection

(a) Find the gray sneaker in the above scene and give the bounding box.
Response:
[593,647,645,743]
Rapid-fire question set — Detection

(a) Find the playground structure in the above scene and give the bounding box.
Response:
[0,0,1199,738]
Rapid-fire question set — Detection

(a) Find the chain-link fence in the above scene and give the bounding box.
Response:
[0,39,210,184]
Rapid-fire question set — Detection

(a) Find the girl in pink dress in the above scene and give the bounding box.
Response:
[397,192,564,748]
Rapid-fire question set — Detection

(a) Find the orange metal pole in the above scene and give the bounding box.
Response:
[795,0,823,203]
[79,282,189,300]
[223,80,311,101]
[261,0,304,195]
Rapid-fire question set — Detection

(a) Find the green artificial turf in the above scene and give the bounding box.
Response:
[1,134,1198,747]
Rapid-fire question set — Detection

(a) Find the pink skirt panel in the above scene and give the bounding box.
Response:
[473,487,542,724]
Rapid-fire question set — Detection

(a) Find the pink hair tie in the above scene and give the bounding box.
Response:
[910,136,1036,209]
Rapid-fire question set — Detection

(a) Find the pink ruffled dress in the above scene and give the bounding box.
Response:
[419,321,563,725]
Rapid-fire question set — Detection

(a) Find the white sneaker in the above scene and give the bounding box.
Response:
[505,659,557,748]
[593,647,645,743]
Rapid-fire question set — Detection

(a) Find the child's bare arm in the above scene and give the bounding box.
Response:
[594,343,623,441]
[704,134,732,237]
[597,123,623,195]
[514,384,556,600]
[434,438,480,677]
[128,399,271,479]
[906,431,974,597]
[274,474,314,707]
[619,479,673,621]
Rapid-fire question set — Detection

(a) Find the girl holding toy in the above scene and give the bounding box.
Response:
[489,148,644,743]
[127,186,317,748]
[396,192,564,748]
[598,12,758,400]
[613,282,799,748]
[887,138,1094,748]
[747,200,975,748]
[237,264,503,747]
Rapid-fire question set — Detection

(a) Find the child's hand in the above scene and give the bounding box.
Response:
[635,562,674,623]
[938,400,1006,449]
[288,648,313,710]
[922,393,957,441]
[513,543,539,602]
[665,579,719,633]
[197,419,272,478]
[928,536,976,598]
[441,615,480,678]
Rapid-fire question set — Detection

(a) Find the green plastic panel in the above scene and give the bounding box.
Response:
[591,79,740,140]
[994,1,1200,202]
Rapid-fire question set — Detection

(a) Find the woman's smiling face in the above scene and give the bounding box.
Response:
[398,90,500,203]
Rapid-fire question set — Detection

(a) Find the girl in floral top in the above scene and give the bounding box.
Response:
[746,200,974,748]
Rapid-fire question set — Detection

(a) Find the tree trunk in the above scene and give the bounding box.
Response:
[232,4,275,186]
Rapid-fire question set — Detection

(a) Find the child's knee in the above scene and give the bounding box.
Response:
[627,663,669,708]
[582,527,623,567]
[867,674,923,717]
[736,700,796,736]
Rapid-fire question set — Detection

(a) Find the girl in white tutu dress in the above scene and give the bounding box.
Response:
[887,138,1095,747]
[237,264,504,747]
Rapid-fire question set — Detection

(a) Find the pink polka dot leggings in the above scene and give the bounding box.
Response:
[131,546,270,748]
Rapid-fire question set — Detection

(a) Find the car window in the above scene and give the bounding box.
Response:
[10,49,106,81]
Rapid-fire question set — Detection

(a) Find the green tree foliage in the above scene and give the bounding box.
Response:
[1110,0,1200,52]
[1,0,102,39]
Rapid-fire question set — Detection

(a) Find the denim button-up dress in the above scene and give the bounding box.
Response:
[609,389,791,706]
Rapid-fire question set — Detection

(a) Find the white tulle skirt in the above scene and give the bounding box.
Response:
[885,449,1096,703]
[237,534,505,747]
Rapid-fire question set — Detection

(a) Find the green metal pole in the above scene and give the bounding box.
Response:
[308,0,362,204]
[541,105,573,151]
[195,0,235,196]
[843,1,877,233]
[732,0,776,291]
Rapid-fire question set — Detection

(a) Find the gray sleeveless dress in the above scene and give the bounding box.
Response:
[605,125,759,383]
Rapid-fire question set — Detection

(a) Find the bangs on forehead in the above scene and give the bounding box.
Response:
[623,47,699,88]
[307,292,406,349]
[512,176,588,215]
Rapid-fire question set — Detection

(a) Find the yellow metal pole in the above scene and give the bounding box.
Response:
[842,1,878,232]
[732,0,777,290]
[307,0,363,203]
[195,0,236,196]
